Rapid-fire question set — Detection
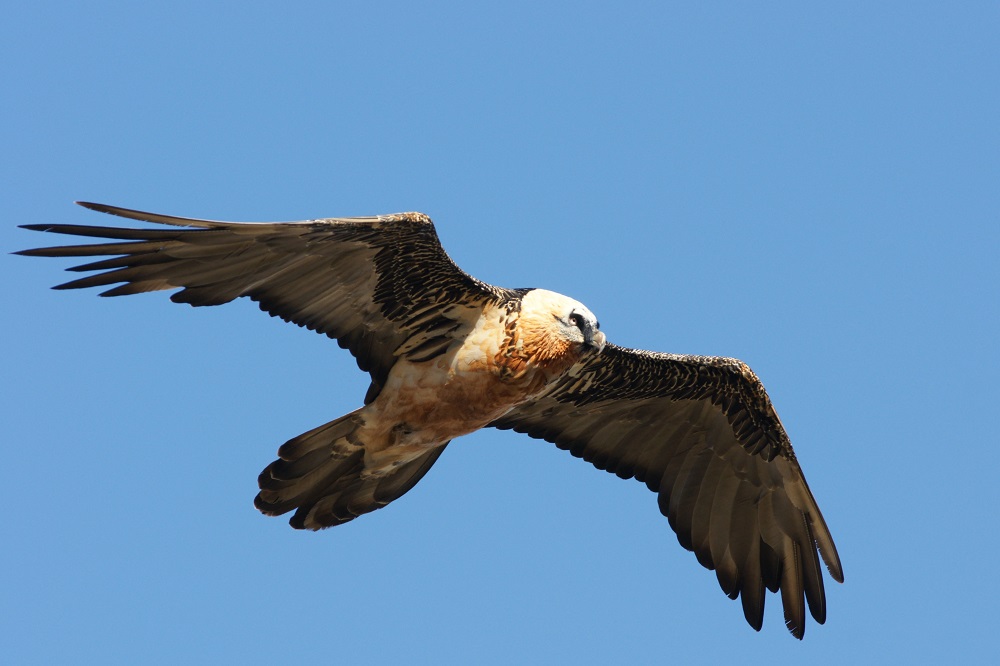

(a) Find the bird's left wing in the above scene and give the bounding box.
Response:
[490,343,843,638]
[18,202,508,391]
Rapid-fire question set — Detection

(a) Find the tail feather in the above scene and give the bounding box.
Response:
[261,445,357,490]
[254,411,448,530]
[276,414,362,460]
[289,444,450,529]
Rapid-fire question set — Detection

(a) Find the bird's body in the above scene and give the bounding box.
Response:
[371,293,588,438]
[261,288,603,529]
[19,202,842,638]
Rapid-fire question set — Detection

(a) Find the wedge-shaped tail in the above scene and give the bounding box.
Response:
[255,410,448,530]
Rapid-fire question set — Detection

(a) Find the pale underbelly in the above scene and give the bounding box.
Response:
[359,355,552,454]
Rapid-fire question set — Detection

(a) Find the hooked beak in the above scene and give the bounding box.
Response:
[584,326,607,353]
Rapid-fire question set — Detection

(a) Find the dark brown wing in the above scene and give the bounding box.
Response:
[490,343,843,639]
[18,202,509,391]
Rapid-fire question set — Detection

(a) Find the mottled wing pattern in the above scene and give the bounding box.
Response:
[18,202,506,389]
[490,344,844,638]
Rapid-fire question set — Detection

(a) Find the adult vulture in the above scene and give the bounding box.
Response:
[19,202,843,638]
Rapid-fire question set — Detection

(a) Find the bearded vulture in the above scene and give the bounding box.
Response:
[18,202,843,638]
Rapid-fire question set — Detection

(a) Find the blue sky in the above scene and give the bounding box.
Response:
[3,2,998,663]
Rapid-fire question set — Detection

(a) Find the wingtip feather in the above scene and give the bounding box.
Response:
[71,201,227,228]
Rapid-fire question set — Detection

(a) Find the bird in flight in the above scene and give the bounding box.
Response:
[19,202,843,638]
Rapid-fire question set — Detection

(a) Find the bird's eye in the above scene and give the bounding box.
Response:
[569,313,584,329]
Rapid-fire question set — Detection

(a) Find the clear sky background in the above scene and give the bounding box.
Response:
[3,2,998,664]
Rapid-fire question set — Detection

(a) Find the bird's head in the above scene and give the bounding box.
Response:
[520,289,606,356]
